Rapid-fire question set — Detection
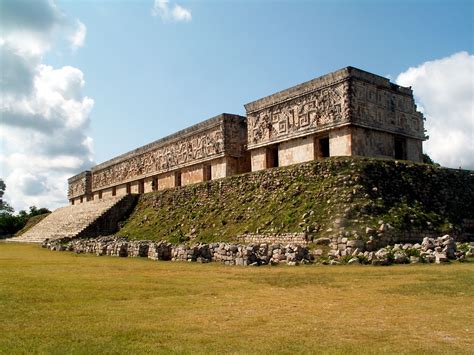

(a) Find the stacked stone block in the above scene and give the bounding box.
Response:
[42,234,473,266]
[6,195,136,244]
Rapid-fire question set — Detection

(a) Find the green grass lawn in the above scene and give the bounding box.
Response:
[1,243,473,354]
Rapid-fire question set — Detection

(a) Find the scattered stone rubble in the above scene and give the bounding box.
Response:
[237,233,308,245]
[319,235,473,265]
[42,234,473,266]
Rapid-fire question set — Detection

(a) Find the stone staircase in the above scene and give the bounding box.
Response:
[6,195,138,244]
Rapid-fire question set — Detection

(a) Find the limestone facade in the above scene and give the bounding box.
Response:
[68,114,249,203]
[68,171,92,203]
[68,67,426,204]
[244,66,425,171]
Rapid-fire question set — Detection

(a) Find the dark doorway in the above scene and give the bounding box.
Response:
[175,171,182,187]
[126,183,131,194]
[99,191,103,199]
[112,186,116,196]
[203,165,211,181]
[320,137,330,158]
[266,145,279,168]
[394,137,407,160]
[152,178,158,191]
[138,179,145,194]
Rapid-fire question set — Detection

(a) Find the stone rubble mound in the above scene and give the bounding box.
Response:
[42,234,473,266]
[322,235,473,265]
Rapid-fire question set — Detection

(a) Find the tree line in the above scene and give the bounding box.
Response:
[0,179,50,237]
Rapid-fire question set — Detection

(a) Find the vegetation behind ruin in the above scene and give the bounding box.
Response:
[117,157,474,244]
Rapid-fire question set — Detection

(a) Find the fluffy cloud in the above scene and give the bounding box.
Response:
[151,0,192,22]
[0,0,94,212]
[0,0,62,55]
[396,52,474,170]
[69,20,87,51]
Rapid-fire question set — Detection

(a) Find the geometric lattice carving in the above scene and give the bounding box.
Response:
[247,82,350,147]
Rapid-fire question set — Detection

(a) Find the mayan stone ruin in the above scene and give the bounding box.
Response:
[68,66,426,205]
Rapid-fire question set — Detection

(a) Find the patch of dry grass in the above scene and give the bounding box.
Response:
[0,243,473,354]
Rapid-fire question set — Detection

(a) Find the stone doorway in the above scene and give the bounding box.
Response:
[315,136,330,158]
[175,171,182,187]
[266,145,279,168]
[138,179,145,194]
[394,137,407,160]
[203,164,211,181]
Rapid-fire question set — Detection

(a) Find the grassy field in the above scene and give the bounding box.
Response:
[1,243,473,354]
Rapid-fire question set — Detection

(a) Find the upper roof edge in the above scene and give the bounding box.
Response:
[244,66,413,113]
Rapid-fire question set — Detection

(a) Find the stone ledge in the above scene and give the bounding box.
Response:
[244,66,413,114]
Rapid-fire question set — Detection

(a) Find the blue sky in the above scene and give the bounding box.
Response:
[49,0,473,163]
[1,0,473,210]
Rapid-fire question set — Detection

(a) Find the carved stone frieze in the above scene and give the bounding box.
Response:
[68,171,91,199]
[247,82,350,147]
[68,180,85,199]
[350,80,424,138]
[92,126,225,190]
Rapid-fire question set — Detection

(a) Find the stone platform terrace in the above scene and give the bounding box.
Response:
[6,195,137,244]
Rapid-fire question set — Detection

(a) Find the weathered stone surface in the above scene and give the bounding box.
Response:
[7,195,137,244]
[245,67,425,170]
[67,66,430,207]
[68,171,92,200]
[91,114,247,191]
[435,252,448,264]
[237,233,308,245]
[348,257,360,265]
[42,233,472,267]
[313,237,331,245]
[43,237,313,266]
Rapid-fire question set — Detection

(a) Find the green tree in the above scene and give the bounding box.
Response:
[29,206,50,216]
[0,179,50,237]
[422,153,439,166]
[0,178,14,214]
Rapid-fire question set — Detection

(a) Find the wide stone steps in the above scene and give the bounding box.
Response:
[7,196,130,244]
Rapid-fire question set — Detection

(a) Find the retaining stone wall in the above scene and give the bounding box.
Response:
[237,233,308,245]
[43,237,312,265]
[42,235,473,266]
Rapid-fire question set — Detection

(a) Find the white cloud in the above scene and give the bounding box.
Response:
[396,51,474,170]
[0,0,63,56]
[0,0,94,212]
[151,0,169,17]
[69,20,86,51]
[171,5,192,22]
[151,0,192,22]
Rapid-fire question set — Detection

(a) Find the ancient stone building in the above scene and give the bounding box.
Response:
[68,67,425,204]
[245,66,425,171]
[68,114,249,204]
